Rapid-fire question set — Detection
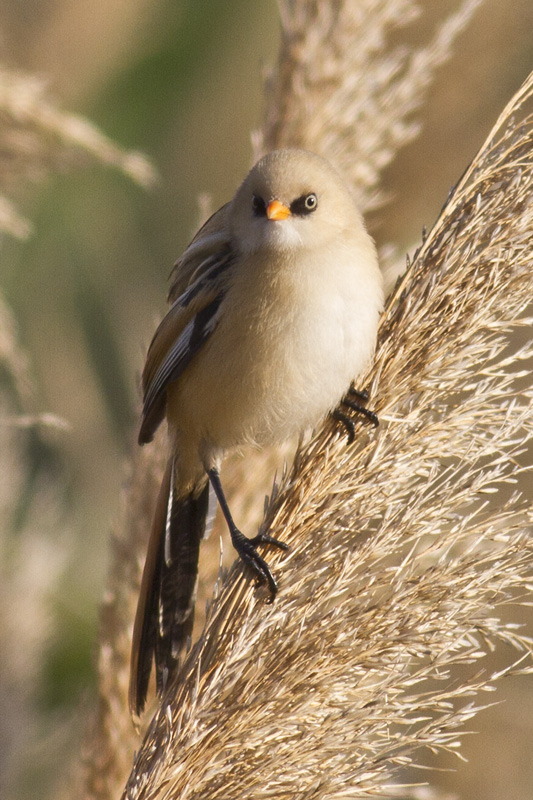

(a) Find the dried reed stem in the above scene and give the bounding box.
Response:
[121,67,533,800]
[0,58,155,799]
[260,0,482,209]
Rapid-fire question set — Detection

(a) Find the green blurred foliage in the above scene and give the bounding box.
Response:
[40,597,96,711]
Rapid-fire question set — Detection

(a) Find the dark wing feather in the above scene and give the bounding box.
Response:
[168,203,231,301]
[154,472,210,697]
[139,293,224,444]
[129,461,171,718]
[138,244,233,445]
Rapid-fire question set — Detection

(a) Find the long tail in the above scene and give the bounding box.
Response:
[129,459,210,717]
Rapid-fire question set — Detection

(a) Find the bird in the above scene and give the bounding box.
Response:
[129,148,384,717]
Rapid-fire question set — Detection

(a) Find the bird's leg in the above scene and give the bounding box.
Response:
[207,468,288,597]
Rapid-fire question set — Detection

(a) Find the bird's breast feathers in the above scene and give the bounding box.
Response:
[167,241,382,448]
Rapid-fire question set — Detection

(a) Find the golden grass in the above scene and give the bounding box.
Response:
[120,56,533,800]
[260,0,482,210]
[68,3,533,798]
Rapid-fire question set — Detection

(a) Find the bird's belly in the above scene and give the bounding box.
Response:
[167,277,378,453]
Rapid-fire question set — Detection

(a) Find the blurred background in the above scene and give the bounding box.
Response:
[0,1,532,798]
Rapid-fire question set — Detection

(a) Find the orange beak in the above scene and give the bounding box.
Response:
[266,199,291,221]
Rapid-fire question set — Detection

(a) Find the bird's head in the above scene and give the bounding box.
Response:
[229,149,364,256]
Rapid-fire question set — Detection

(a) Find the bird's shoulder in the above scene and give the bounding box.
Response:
[139,204,235,443]
[168,202,232,302]
[144,203,235,384]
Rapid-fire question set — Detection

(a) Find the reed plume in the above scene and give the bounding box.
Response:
[260,0,482,210]
[120,68,533,799]
[76,3,533,799]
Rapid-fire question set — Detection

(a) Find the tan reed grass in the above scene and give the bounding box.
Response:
[120,57,533,800]
[75,3,533,798]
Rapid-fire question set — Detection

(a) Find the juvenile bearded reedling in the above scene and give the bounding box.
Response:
[129,148,384,716]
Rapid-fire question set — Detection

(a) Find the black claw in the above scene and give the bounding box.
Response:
[342,398,379,428]
[331,408,356,444]
[332,386,379,443]
[348,386,369,402]
[250,531,290,551]
[231,528,281,596]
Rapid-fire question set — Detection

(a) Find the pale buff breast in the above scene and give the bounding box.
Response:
[166,240,382,454]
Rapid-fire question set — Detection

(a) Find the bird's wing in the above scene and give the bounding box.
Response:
[167,202,232,301]
[139,211,234,445]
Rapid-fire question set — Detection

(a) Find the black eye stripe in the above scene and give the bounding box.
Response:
[290,193,318,216]
[252,195,266,216]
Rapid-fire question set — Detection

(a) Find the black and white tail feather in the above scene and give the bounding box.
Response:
[129,459,216,718]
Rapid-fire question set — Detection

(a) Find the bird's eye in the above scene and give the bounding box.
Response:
[290,193,318,216]
[304,193,317,211]
[252,195,266,216]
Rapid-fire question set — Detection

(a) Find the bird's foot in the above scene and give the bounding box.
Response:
[331,408,356,444]
[231,528,288,597]
[332,388,379,443]
[342,397,379,427]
